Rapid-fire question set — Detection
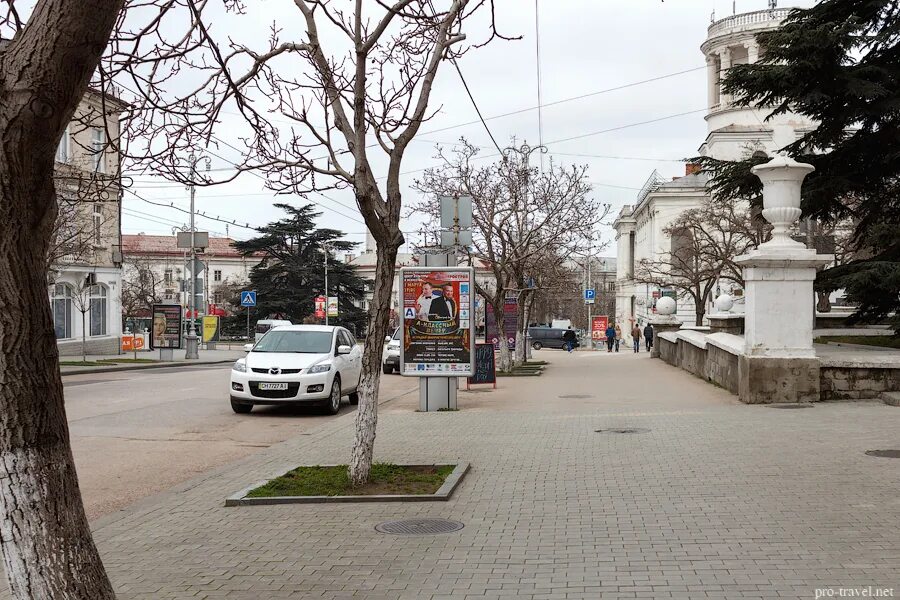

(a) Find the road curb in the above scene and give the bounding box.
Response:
[61,359,237,377]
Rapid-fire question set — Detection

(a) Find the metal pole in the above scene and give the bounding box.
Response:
[587,247,592,350]
[246,305,250,343]
[185,156,199,359]
[324,243,329,326]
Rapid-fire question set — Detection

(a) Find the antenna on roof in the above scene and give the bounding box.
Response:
[769,0,777,8]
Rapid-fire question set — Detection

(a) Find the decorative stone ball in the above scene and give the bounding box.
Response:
[714,293,734,313]
[656,296,676,316]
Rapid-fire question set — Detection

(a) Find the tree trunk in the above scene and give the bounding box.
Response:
[490,300,513,373]
[81,311,87,363]
[348,240,399,486]
[695,310,705,327]
[0,127,116,600]
[0,1,124,595]
[513,294,527,366]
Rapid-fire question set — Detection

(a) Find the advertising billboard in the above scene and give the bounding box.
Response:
[150,304,183,349]
[314,296,326,319]
[202,315,220,343]
[327,296,339,317]
[485,295,518,350]
[400,267,475,376]
[591,315,609,342]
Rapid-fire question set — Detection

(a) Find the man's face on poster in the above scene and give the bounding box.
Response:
[421,283,432,297]
[442,284,453,298]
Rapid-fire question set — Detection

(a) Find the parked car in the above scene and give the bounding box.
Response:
[528,326,578,350]
[254,319,292,343]
[382,327,400,374]
[230,325,362,415]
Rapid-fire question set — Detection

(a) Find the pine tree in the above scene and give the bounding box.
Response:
[695,0,900,331]
[233,204,369,335]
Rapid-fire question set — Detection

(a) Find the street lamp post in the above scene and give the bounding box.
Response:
[184,154,209,359]
[324,243,329,326]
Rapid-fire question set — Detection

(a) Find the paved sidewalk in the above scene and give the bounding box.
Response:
[59,349,246,375]
[8,351,900,599]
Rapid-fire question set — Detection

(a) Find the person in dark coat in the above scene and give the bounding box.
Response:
[605,324,616,352]
[562,327,577,353]
[644,323,654,351]
[631,324,641,353]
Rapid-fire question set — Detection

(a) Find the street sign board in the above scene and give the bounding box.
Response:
[399,267,475,377]
[440,229,473,247]
[240,291,257,307]
[176,231,209,249]
[440,195,473,229]
[584,288,596,304]
[591,315,609,341]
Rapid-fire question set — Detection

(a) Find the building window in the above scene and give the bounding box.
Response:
[89,284,108,336]
[607,281,615,292]
[51,283,73,339]
[214,269,222,282]
[213,291,223,304]
[164,269,173,284]
[92,209,102,245]
[55,126,70,163]
[91,127,106,173]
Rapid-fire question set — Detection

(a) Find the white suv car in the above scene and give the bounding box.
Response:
[382,327,400,374]
[230,325,361,414]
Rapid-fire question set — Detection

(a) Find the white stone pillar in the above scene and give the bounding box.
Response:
[718,48,732,106]
[745,42,759,64]
[734,155,833,404]
[706,55,719,108]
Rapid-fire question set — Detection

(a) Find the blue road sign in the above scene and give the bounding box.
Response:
[240,291,257,307]
[584,289,595,301]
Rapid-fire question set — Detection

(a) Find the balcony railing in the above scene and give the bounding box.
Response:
[708,8,790,37]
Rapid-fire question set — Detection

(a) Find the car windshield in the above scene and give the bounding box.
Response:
[253,330,332,353]
[391,328,400,341]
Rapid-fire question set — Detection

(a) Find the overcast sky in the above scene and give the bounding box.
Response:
[121,0,816,257]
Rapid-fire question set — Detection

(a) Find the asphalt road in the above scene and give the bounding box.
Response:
[63,364,419,520]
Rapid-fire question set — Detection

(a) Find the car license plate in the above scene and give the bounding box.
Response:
[258,382,288,391]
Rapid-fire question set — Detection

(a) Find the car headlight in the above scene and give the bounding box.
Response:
[232,360,247,372]
[307,363,331,374]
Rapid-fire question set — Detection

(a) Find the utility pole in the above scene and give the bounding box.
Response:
[184,155,199,359]
[324,243,329,326]
[587,242,592,350]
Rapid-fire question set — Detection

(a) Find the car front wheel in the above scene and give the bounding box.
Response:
[230,398,252,414]
[323,378,341,415]
[532,341,542,350]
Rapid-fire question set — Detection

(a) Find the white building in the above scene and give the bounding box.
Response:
[121,234,264,317]
[50,89,128,356]
[613,5,817,327]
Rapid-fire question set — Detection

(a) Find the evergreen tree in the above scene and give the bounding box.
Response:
[695,1,900,331]
[233,204,369,335]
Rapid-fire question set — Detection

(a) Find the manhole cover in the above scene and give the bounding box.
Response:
[768,403,814,409]
[559,394,593,399]
[595,428,650,434]
[375,518,464,535]
[865,450,900,459]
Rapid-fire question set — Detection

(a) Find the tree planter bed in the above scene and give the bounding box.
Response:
[225,462,469,506]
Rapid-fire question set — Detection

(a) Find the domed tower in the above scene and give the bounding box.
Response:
[699,4,816,161]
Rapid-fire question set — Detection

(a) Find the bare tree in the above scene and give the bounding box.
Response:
[413,140,608,370]
[121,255,162,324]
[0,1,124,597]
[635,199,769,326]
[69,277,95,364]
[108,1,512,485]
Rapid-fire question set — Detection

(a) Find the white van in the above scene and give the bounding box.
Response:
[254,319,292,343]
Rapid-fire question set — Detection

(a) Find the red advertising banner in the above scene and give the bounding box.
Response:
[591,315,609,341]
[485,295,518,350]
[400,267,474,376]
[314,295,326,319]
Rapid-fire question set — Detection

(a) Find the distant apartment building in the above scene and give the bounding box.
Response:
[49,89,128,356]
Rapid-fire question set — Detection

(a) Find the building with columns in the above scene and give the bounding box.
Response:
[613,5,817,328]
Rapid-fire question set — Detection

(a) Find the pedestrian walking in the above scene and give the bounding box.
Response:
[631,324,641,353]
[605,324,616,353]
[614,323,622,352]
[562,326,577,354]
[644,323,654,352]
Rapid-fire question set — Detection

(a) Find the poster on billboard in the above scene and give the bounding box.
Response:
[591,315,609,342]
[315,295,326,319]
[485,295,518,350]
[399,267,475,376]
[327,296,339,317]
[202,315,220,343]
[150,304,183,349]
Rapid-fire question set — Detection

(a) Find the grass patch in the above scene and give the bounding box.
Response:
[815,335,900,349]
[59,361,105,366]
[246,463,455,498]
[98,358,158,364]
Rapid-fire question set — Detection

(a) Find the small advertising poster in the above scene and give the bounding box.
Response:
[327,296,339,317]
[314,295,326,319]
[202,315,220,343]
[591,315,609,341]
[400,267,475,376]
[485,295,519,350]
[150,304,183,349]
